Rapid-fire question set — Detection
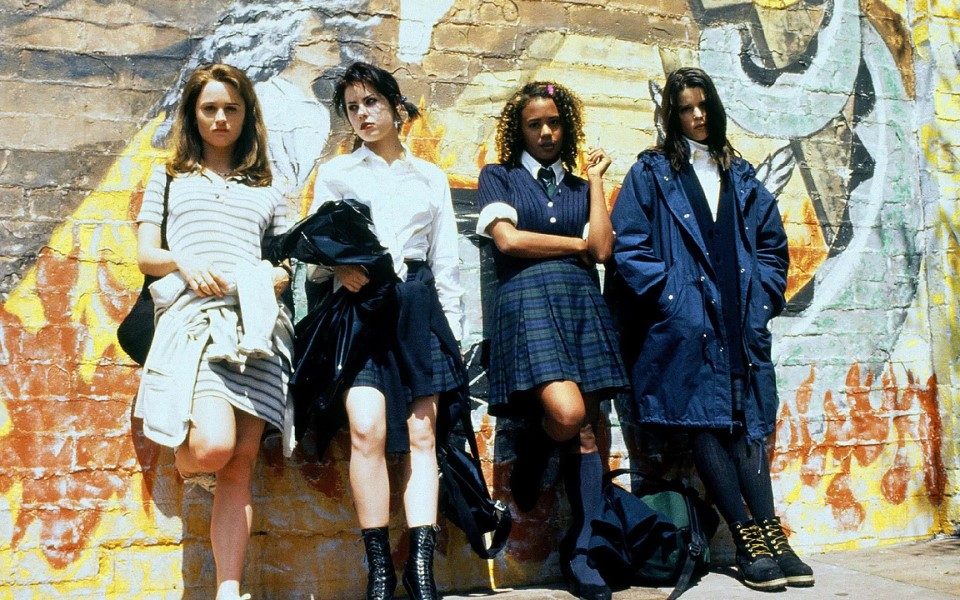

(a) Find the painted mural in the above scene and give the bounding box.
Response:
[0,0,957,597]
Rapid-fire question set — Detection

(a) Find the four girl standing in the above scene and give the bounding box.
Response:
[133,61,809,599]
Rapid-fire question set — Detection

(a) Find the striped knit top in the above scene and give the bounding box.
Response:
[476,162,590,281]
[137,165,287,274]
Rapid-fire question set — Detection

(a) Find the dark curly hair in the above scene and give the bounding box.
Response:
[494,81,585,173]
[659,67,736,171]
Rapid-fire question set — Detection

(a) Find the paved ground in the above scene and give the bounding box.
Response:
[444,536,960,600]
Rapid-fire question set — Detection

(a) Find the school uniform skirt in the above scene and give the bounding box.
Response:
[348,261,466,453]
[487,258,628,416]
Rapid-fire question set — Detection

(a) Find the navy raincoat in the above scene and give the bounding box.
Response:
[607,150,789,442]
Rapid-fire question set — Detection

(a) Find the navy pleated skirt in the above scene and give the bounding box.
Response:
[351,328,463,394]
[487,259,628,416]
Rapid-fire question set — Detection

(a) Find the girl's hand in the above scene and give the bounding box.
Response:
[585,147,611,179]
[272,265,291,297]
[334,265,369,293]
[176,256,229,298]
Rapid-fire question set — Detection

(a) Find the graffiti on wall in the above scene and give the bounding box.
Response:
[0,0,956,595]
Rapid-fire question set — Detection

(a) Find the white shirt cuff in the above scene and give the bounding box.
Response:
[476,202,518,237]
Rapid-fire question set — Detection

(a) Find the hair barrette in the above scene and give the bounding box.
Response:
[546,84,555,96]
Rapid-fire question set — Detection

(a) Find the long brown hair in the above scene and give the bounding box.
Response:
[166,63,272,186]
[658,68,736,172]
[494,81,585,173]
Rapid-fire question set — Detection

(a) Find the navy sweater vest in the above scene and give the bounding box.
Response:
[679,165,746,378]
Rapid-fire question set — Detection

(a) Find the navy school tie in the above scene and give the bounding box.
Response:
[537,166,558,199]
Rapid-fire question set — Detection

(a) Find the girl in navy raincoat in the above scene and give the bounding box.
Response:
[608,68,814,592]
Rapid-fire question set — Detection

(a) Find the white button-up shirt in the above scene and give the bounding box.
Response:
[310,144,464,339]
[687,137,721,221]
[521,150,563,183]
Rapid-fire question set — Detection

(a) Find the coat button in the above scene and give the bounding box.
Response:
[668,294,674,300]
[763,304,769,310]
[700,276,705,281]
[547,202,554,208]
[664,176,669,181]
[740,268,745,273]
[549,217,557,223]
[702,333,707,338]
[710,299,715,304]
[684,213,690,219]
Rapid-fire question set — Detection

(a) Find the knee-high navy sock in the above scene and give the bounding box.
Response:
[561,452,608,587]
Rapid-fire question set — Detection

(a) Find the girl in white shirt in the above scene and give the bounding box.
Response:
[308,61,464,600]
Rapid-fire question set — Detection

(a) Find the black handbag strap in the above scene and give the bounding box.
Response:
[605,467,689,493]
[447,399,512,559]
[141,173,172,292]
[160,172,171,250]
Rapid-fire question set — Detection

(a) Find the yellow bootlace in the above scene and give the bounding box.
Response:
[740,524,774,558]
[762,520,791,556]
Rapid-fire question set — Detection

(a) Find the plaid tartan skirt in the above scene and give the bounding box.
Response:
[351,329,463,394]
[487,259,628,416]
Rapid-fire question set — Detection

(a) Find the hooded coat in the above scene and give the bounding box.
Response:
[608,150,789,442]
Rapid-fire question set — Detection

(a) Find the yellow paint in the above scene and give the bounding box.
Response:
[752,0,804,9]
[0,400,10,439]
[1,481,23,552]
[299,164,319,219]
[3,116,167,381]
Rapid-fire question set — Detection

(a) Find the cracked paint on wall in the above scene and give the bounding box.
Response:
[0,0,958,596]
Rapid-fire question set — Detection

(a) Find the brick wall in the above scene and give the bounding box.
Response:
[1,1,958,597]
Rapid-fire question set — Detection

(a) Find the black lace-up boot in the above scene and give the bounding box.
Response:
[730,520,787,591]
[402,525,439,599]
[759,517,815,587]
[361,526,396,600]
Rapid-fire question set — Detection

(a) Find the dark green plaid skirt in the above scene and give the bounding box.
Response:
[487,259,628,416]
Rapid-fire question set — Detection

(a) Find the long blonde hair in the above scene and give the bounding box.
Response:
[166,63,272,186]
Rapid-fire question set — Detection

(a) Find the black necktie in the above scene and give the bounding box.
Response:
[538,167,557,199]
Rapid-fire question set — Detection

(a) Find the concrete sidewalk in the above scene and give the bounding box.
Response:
[445,537,960,600]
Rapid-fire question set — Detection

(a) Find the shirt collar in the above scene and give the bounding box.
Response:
[344,142,433,179]
[685,137,714,166]
[521,150,564,182]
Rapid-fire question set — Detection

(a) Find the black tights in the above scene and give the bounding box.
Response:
[691,428,776,525]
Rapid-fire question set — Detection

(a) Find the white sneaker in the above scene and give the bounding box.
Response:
[176,468,216,493]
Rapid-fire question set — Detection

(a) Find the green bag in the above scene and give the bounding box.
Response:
[601,469,720,599]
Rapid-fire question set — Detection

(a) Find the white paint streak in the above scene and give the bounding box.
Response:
[398,0,454,63]
[700,0,861,138]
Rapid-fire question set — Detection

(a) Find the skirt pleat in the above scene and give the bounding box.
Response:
[488,260,628,415]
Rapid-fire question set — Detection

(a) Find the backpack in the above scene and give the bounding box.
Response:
[438,399,512,559]
[590,468,720,599]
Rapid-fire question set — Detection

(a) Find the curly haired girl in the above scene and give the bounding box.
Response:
[476,80,628,600]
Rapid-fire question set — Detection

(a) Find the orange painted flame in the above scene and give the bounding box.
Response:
[771,363,943,531]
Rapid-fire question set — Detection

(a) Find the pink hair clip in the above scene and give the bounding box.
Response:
[546,84,555,96]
